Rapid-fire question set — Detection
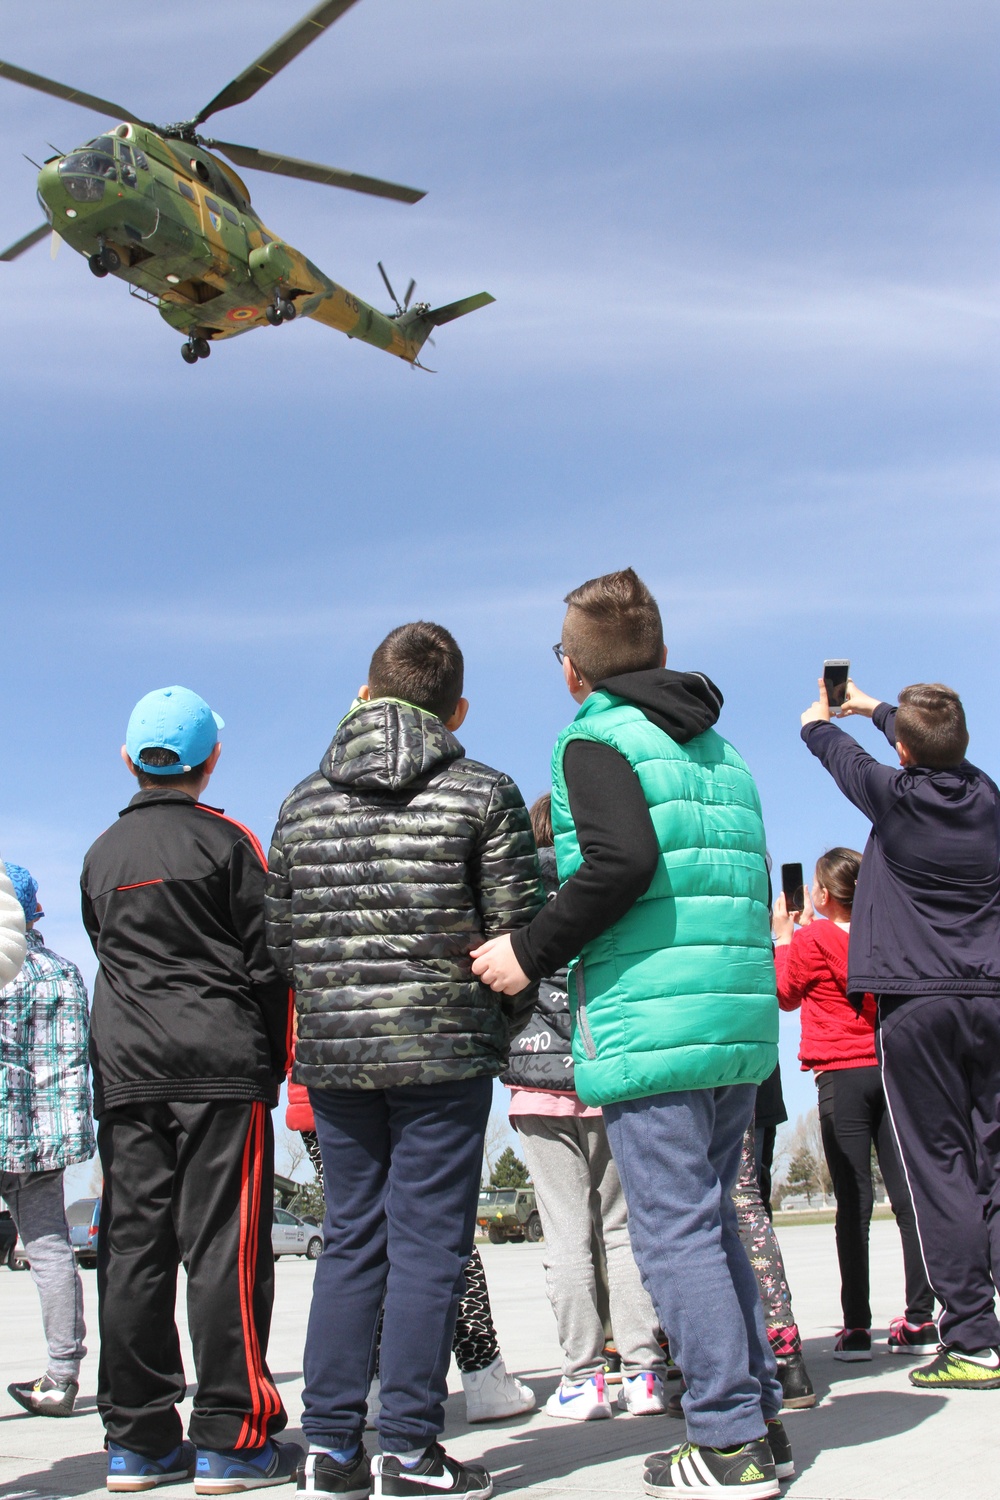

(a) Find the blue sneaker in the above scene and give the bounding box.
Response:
[195,1439,304,1494]
[107,1440,196,1492]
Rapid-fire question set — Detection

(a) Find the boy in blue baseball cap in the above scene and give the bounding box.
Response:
[81,687,298,1493]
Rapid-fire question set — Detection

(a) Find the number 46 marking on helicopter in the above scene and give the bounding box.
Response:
[0,0,494,367]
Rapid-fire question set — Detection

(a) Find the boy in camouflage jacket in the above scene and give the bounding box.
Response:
[267,622,542,1500]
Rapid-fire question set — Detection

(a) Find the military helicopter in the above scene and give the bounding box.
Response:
[0,0,493,366]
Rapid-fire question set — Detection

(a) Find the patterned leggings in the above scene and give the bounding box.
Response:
[732,1124,801,1357]
[300,1130,500,1374]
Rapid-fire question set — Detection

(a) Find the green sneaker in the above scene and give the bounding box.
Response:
[910,1346,1000,1389]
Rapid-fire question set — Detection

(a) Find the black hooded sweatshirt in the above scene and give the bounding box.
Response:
[511,668,723,983]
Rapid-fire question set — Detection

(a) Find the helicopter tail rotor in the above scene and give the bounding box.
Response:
[378,263,422,318]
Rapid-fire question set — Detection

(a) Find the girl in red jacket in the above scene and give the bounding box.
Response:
[773,848,935,1361]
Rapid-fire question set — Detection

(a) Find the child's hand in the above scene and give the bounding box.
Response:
[470,933,530,995]
[801,678,831,727]
[771,892,795,945]
[837,680,880,719]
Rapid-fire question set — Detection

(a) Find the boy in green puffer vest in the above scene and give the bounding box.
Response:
[473,569,787,1500]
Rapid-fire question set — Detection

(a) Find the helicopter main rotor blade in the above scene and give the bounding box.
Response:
[192,0,363,125]
[205,140,425,203]
[0,222,50,261]
[377,261,400,309]
[0,59,152,128]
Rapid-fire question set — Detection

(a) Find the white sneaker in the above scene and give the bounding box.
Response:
[544,1374,613,1421]
[620,1371,667,1416]
[462,1355,535,1423]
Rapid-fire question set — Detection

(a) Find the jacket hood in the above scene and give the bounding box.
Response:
[594,667,723,745]
[321,699,464,792]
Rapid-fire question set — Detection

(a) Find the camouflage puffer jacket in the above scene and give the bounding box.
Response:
[266,698,544,1090]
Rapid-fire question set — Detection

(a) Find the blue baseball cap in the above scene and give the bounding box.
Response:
[5,864,43,926]
[126,686,224,775]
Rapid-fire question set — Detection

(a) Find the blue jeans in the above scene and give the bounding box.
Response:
[302,1076,492,1454]
[604,1083,782,1449]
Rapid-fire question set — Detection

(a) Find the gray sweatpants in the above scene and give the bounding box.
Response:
[0,1168,87,1382]
[514,1114,665,1380]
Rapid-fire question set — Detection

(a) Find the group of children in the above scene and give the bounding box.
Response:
[1,565,998,1500]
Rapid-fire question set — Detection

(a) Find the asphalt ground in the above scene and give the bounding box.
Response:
[0,1219,993,1500]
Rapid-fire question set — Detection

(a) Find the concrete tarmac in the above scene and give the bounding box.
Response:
[0,1219,991,1500]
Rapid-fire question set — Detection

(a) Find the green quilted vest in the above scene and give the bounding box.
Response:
[551,692,778,1106]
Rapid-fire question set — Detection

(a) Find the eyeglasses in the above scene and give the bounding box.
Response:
[552,642,567,665]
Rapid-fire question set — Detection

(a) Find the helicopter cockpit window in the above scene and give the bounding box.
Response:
[177,180,196,202]
[58,143,117,201]
[119,144,137,187]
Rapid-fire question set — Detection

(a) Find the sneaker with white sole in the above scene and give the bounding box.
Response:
[461,1354,535,1422]
[195,1439,304,1493]
[8,1373,78,1418]
[909,1345,1000,1389]
[373,1445,491,1497]
[296,1448,371,1497]
[764,1419,794,1482]
[643,1438,779,1499]
[833,1328,872,1362]
[107,1440,197,1493]
[887,1318,939,1356]
[620,1372,668,1416]
[543,1373,613,1421]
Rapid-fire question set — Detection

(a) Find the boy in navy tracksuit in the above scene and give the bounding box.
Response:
[801,677,1000,1389]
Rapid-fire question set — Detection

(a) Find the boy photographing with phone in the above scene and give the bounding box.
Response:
[800,675,1000,1390]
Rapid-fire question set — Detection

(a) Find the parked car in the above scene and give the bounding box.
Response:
[66,1196,101,1268]
[477,1188,543,1244]
[272,1207,323,1261]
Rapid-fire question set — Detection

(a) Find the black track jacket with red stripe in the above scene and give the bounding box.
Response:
[81,788,291,1117]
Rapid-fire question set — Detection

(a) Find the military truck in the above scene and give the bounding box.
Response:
[477,1188,543,1244]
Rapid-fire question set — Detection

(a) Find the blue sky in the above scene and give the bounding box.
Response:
[2,0,997,1163]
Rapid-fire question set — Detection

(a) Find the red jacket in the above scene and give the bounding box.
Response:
[285,1042,314,1132]
[775,921,877,1072]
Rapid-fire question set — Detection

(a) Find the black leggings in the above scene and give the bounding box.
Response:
[299,1129,500,1374]
[817,1067,934,1329]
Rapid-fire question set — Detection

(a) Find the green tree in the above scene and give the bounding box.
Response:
[785,1145,821,1206]
[490,1147,530,1188]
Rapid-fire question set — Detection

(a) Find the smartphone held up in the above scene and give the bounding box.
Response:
[781,862,805,914]
[823,659,850,710]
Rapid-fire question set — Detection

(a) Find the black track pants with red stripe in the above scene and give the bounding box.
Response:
[96,1100,286,1456]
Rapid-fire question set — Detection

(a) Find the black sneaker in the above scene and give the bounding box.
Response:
[776,1351,816,1409]
[887,1319,939,1357]
[8,1374,78,1417]
[643,1439,779,1498]
[297,1449,371,1498]
[833,1328,872,1362]
[765,1420,794,1482]
[374,1445,491,1498]
[909,1345,1000,1390]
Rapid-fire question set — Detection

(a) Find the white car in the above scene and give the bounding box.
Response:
[272,1207,323,1261]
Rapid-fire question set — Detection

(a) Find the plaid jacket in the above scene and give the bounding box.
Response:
[0,930,96,1173]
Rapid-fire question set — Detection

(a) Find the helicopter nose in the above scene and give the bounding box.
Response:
[36,160,63,220]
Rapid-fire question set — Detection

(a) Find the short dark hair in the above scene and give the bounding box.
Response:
[895,683,968,769]
[134,745,210,793]
[815,847,863,908]
[367,622,464,723]
[529,793,553,848]
[561,568,664,685]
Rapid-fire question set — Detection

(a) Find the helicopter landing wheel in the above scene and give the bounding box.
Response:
[279,298,296,321]
[193,337,211,359]
[180,341,199,364]
[88,253,109,278]
[264,303,283,326]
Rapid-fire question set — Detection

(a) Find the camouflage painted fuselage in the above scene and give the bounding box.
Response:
[35,123,458,360]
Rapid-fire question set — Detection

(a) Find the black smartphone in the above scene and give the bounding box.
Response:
[823,659,850,710]
[781,862,805,914]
